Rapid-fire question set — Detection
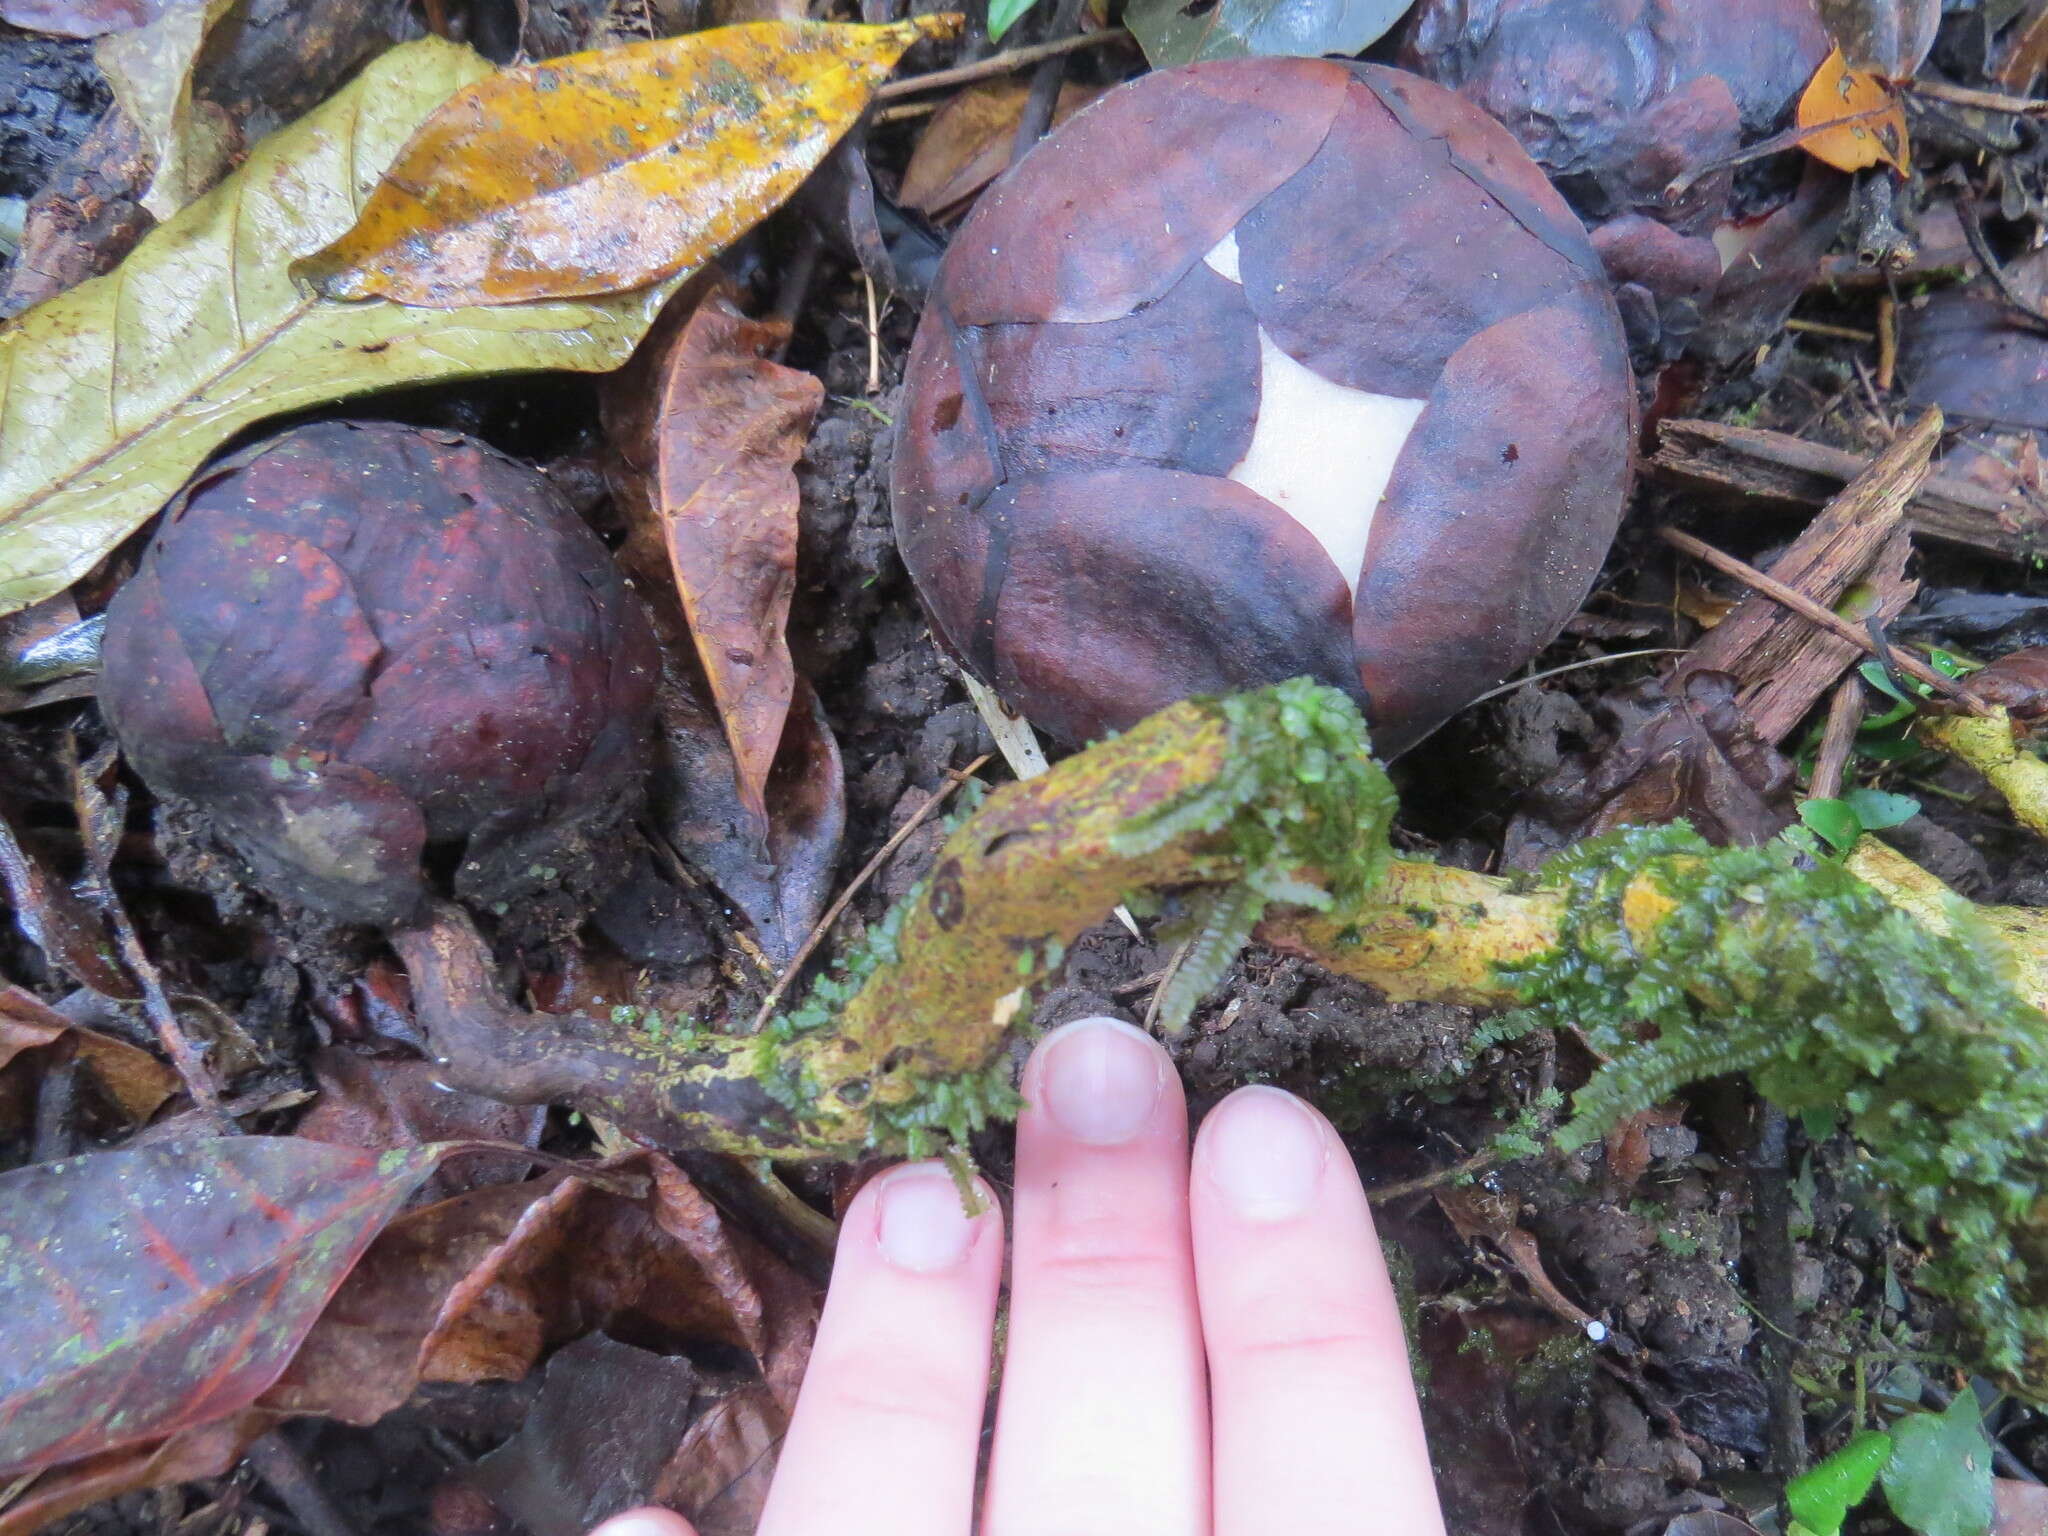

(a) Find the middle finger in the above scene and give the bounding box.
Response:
[983,1016,1208,1536]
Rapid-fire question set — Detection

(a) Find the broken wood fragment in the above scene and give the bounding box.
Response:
[1674,409,1941,741]
[1649,415,2048,561]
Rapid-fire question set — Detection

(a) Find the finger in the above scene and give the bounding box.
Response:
[756,1161,1003,1536]
[983,1016,1208,1536]
[1192,1086,1446,1536]
[588,1510,697,1536]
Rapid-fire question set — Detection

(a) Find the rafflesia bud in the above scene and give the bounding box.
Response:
[101,420,659,927]
[1401,0,1835,363]
[892,58,1634,756]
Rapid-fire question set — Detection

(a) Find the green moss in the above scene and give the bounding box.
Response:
[1114,679,1399,1029]
[868,1055,1025,1160]
[1499,823,2048,1389]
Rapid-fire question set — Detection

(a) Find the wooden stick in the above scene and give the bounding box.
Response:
[876,30,1127,100]
[1661,526,1990,712]
[1809,677,1866,802]
[1649,416,2048,563]
[1907,77,2048,115]
[1680,409,1939,741]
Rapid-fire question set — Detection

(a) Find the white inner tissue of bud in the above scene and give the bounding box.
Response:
[1200,233,1427,590]
[1202,230,1243,283]
[1227,327,1427,590]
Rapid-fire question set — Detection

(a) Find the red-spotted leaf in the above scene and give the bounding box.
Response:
[0,1136,453,1477]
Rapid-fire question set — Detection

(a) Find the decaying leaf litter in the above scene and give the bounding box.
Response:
[6,0,2048,1531]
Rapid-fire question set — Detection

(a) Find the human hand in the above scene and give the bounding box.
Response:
[591,1016,1446,1535]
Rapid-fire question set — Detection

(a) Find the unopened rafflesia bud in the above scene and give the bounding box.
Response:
[100,420,659,926]
[892,57,1635,756]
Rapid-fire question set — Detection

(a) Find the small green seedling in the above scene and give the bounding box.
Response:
[1784,1395,1996,1536]
[988,0,1041,41]
[1797,787,1921,856]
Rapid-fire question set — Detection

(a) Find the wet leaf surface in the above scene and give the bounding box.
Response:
[1796,46,1909,174]
[93,0,238,220]
[1819,0,1940,78]
[0,983,178,1124]
[0,0,158,38]
[898,78,1103,218]
[296,17,959,307]
[473,1334,702,1536]
[0,1136,451,1478]
[1126,0,1412,66]
[295,1047,546,1201]
[607,282,822,823]
[0,36,683,619]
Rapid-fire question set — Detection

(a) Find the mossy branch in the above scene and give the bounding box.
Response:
[397,682,2048,1395]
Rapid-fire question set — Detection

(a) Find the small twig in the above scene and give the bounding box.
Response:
[1952,190,2048,335]
[1466,648,1687,707]
[751,755,992,1031]
[1751,1105,1810,1478]
[1876,293,1898,391]
[875,97,943,124]
[243,1432,362,1536]
[767,224,824,363]
[1659,527,1992,713]
[1809,677,1866,803]
[1907,77,2048,115]
[862,271,882,396]
[1010,0,1087,167]
[1784,317,1876,342]
[1666,105,1904,199]
[1366,1148,1496,1206]
[876,28,1127,100]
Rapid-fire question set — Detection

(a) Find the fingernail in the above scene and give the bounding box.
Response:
[587,1510,694,1536]
[1201,1086,1328,1222]
[875,1163,982,1272]
[1036,1015,1166,1146]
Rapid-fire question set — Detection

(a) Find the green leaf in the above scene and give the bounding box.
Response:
[1841,787,1919,832]
[988,0,1039,42]
[0,35,683,618]
[1125,0,1412,66]
[1798,797,1863,856]
[1787,1428,1894,1536]
[1881,1397,1995,1536]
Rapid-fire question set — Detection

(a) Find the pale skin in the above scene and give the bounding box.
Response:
[590,1015,1447,1536]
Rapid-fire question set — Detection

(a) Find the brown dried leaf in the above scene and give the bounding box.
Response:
[1601,1103,1688,1190]
[1796,46,1909,173]
[650,1377,782,1536]
[1504,671,1797,871]
[608,283,823,823]
[266,1150,816,1430]
[296,1047,546,1200]
[0,984,178,1123]
[0,1412,260,1536]
[899,79,1103,218]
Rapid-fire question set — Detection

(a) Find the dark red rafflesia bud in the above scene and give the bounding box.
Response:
[892,58,1635,756]
[100,420,659,927]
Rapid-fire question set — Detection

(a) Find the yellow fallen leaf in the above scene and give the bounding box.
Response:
[0,36,683,619]
[1796,45,1909,174]
[296,16,961,308]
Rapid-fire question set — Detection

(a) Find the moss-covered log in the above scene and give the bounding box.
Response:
[397,681,2048,1394]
